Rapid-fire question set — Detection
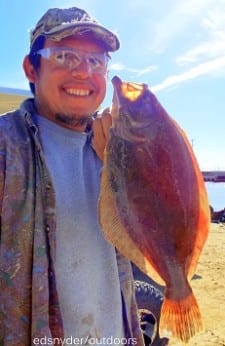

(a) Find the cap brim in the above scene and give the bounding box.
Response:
[43,22,120,52]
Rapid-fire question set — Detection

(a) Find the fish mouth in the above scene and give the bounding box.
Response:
[112,75,145,102]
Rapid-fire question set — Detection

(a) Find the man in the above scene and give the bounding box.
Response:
[0,6,144,346]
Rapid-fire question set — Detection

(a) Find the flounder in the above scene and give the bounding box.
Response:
[99,76,210,343]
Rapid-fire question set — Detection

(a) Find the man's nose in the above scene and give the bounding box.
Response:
[71,58,91,78]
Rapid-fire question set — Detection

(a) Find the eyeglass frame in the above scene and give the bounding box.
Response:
[33,46,110,75]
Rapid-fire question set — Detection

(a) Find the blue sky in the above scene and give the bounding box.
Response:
[1,0,225,170]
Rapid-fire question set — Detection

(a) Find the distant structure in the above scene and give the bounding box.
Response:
[202,171,225,182]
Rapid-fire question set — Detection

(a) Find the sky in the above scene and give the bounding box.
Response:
[1,0,225,171]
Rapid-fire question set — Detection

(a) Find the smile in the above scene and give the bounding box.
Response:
[65,88,91,96]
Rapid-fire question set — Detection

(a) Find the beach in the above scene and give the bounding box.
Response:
[166,222,225,346]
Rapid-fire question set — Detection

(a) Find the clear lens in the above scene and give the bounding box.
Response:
[36,47,108,74]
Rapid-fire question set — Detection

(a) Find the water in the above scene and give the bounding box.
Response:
[206,182,225,211]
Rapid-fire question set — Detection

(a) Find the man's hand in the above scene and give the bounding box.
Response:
[91,107,112,161]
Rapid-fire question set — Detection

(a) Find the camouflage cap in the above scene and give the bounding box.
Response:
[30,7,120,52]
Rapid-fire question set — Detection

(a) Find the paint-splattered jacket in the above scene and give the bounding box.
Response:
[0,99,144,346]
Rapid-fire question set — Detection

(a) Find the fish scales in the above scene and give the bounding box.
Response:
[99,76,210,343]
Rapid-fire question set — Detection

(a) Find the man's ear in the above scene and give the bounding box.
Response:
[23,55,37,83]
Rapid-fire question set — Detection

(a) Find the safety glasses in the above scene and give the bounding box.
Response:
[35,47,110,75]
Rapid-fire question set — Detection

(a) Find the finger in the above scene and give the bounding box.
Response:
[92,117,106,161]
[98,107,112,140]
[101,113,112,140]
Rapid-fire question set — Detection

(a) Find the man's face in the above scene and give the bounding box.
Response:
[27,35,108,131]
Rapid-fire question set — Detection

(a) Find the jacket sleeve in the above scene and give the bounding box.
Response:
[116,250,145,345]
[0,128,6,238]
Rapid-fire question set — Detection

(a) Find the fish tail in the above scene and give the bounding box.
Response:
[159,293,203,343]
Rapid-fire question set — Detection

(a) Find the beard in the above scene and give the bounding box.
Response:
[55,112,93,130]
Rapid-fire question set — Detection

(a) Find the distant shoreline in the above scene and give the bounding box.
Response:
[203,171,225,182]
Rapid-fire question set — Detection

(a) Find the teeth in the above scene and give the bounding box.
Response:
[66,88,90,96]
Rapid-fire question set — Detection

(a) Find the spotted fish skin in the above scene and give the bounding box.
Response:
[99,76,210,343]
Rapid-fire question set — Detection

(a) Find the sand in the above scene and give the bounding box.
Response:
[0,93,26,114]
[165,223,225,346]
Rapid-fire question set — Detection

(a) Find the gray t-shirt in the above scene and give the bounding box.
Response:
[35,115,124,345]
